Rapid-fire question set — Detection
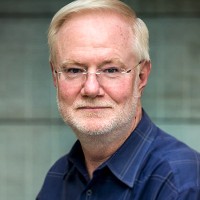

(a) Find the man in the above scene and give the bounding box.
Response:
[37,0,200,199]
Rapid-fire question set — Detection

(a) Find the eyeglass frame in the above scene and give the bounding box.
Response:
[54,60,144,82]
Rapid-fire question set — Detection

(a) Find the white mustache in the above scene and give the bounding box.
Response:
[74,101,114,108]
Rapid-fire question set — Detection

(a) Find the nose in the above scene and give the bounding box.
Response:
[80,73,103,98]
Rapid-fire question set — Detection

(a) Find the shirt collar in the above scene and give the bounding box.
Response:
[105,110,158,188]
[66,110,158,187]
[67,140,88,178]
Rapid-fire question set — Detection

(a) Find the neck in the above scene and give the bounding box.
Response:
[78,106,142,179]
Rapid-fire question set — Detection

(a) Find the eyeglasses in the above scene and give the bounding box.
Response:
[55,60,143,85]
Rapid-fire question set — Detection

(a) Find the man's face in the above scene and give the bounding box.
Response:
[53,12,142,136]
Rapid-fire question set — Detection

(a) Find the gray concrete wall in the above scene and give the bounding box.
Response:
[0,0,200,199]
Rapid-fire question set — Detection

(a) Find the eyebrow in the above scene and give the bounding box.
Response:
[98,58,126,68]
[60,58,126,69]
[60,60,85,68]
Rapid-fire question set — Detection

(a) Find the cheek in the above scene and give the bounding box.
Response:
[104,80,134,104]
[57,83,80,105]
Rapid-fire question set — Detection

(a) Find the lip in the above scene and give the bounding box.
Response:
[77,106,111,110]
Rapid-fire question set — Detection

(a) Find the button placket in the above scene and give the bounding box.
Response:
[86,189,92,199]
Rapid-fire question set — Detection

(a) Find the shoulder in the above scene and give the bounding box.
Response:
[140,127,200,197]
[153,127,200,167]
[36,154,70,199]
[47,154,70,177]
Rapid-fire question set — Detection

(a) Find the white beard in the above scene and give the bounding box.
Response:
[57,72,140,141]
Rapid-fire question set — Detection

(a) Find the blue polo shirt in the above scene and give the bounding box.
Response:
[36,110,200,200]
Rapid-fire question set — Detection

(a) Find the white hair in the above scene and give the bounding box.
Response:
[48,0,150,64]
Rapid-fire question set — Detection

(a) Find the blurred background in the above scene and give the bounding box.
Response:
[0,0,200,199]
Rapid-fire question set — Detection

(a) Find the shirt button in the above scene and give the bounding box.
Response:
[86,189,92,196]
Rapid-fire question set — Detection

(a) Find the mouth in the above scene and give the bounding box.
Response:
[77,106,111,110]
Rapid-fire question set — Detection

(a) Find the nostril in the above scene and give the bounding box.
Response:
[80,74,102,98]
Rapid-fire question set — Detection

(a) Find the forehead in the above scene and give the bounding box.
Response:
[57,11,133,46]
[54,11,135,65]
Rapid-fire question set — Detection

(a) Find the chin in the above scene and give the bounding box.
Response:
[71,122,112,136]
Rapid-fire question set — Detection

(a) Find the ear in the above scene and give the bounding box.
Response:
[50,61,58,88]
[138,60,151,95]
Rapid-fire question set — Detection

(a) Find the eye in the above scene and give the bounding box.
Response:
[102,67,121,74]
[61,66,86,79]
[63,67,85,74]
